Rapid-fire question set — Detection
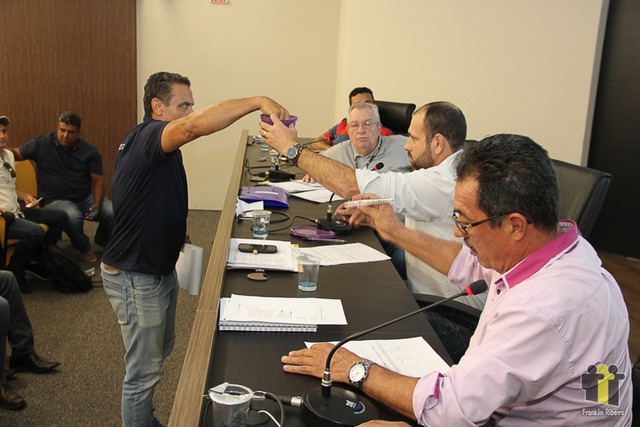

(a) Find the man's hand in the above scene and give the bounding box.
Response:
[281,343,363,384]
[356,202,405,243]
[302,174,316,183]
[335,193,379,225]
[259,114,298,155]
[22,194,41,208]
[258,97,289,120]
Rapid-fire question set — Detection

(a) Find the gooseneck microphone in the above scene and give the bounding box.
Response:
[301,280,488,427]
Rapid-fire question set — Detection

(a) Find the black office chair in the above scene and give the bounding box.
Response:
[552,159,612,239]
[375,100,416,135]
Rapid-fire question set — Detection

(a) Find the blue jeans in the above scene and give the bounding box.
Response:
[46,195,114,253]
[101,264,178,427]
[0,296,9,386]
[0,271,36,385]
[7,207,68,273]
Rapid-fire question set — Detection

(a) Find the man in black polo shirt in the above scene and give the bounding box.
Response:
[12,112,114,263]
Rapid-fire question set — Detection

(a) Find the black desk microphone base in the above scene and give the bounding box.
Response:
[301,385,379,427]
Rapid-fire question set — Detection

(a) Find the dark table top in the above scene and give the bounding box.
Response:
[200,139,449,426]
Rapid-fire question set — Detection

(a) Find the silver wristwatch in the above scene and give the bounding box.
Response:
[348,360,374,389]
[286,144,306,166]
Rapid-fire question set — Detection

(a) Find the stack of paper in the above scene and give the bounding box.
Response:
[218,294,347,332]
[227,238,297,271]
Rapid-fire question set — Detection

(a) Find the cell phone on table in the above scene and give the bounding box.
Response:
[238,243,278,254]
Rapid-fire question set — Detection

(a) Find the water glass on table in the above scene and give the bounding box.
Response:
[297,254,320,291]
[251,210,271,239]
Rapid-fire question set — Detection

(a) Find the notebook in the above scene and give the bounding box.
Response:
[218,298,317,332]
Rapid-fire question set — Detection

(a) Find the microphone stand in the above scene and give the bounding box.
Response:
[315,192,352,235]
[301,280,488,427]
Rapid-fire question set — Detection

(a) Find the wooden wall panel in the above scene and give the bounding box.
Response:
[0,0,137,197]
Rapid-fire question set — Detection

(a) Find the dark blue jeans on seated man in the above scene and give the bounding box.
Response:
[6,207,68,291]
[45,194,114,253]
[0,271,36,379]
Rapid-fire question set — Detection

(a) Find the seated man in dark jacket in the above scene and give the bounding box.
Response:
[11,111,113,263]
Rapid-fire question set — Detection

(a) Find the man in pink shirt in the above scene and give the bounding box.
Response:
[281,134,631,426]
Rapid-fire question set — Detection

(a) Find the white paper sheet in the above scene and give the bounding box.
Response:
[306,337,450,377]
[295,243,390,266]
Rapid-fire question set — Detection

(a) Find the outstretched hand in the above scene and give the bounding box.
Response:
[259,113,298,154]
[259,97,289,120]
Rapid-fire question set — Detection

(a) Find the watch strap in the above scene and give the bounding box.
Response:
[291,144,306,166]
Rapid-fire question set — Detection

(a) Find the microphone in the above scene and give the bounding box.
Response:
[316,193,353,235]
[372,162,384,171]
[301,280,488,427]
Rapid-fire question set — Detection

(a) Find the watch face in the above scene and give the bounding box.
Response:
[286,145,298,159]
[349,363,366,382]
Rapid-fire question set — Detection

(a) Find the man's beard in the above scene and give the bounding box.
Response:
[409,151,434,170]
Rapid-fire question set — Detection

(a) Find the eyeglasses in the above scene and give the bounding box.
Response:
[348,120,377,131]
[2,162,16,178]
[452,210,507,235]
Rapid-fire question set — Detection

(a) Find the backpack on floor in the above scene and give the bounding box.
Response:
[43,244,93,293]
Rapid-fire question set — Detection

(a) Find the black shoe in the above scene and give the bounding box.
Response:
[0,384,26,410]
[11,271,32,294]
[10,353,60,374]
[25,260,49,281]
[3,368,17,380]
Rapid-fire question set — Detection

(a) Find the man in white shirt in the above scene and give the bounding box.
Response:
[0,116,67,293]
[262,101,482,362]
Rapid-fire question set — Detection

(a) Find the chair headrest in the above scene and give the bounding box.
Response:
[375,100,416,135]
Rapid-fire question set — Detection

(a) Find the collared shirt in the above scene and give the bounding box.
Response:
[413,221,632,426]
[355,150,485,309]
[321,135,411,173]
[19,132,103,201]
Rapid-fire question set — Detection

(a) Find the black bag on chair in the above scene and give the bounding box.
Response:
[42,244,93,293]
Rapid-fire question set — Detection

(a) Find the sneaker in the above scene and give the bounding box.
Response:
[25,261,49,280]
[81,250,97,263]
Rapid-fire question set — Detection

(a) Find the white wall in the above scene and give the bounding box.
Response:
[337,1,608,164]
[138,0,608,210]
[137,0,341,209]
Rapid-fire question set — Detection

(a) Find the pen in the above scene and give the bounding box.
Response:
[341,198,394,208]
[303,238,346,243]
